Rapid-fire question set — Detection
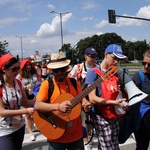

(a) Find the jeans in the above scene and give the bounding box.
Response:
[0,125,25,150]
[135,110,150,150]
[48,138,84,150]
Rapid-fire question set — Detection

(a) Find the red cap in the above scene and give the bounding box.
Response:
[0,54,14,70]
[20,59,33,69]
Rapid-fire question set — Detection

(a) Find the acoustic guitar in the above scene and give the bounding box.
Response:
[33,65,118,140]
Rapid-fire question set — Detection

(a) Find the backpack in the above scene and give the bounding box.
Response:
[92,68,125,119]
[33,74,77,103]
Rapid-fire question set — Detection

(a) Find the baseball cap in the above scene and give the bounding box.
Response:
[84,47,97,55]
[105,44,127,59]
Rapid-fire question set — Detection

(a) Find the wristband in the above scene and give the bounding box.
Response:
[25,108,28,114]
[57,103,60,111]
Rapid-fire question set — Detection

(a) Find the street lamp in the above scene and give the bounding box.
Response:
[15,36,26,60]
[50,11,71,49]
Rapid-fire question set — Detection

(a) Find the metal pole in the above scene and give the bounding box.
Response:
[15,36,26,60]
[60,13,63,48]
[50,11,71,50]
[115,14,150,21]
[20,37,23,60]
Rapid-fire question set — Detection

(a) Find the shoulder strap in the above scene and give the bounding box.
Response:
[19,74,23,80]
[92,68,103,76]
[46,76,77,103]
[139,70,145,85]
[46,74,54,103]
[0,87,2,97]
[15,79,22,89]
[77,63,83,72]
[69,78,77,90]
[36,73,39,77]
[83,62,87,72]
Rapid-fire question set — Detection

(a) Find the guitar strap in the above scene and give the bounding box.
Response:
[46,74,77,103]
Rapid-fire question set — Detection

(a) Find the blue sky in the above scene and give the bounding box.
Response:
[1,0,150,58]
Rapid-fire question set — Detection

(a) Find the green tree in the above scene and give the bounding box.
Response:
[0,40,9,56]
[61,32,150,64]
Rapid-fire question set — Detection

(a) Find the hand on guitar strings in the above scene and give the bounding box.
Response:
[58,101,72,113]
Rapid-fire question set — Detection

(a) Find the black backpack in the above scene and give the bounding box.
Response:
[46,74,77,103]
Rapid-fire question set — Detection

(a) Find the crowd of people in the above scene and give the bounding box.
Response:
[0,45,150,150]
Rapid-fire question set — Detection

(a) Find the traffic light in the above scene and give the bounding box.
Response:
[108,10,116,23]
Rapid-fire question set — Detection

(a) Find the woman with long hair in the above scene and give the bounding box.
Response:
[16,59,41,141]
[0,54,34,150]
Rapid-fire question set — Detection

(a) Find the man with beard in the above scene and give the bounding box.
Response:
[34,51,91,150]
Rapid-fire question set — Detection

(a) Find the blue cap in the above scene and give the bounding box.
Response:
[84,47,97,55]
[105,44,127,59]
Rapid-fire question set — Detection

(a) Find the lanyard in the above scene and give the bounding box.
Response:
[4,80,20,109]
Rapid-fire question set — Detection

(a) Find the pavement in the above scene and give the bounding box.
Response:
[22,126,141,150]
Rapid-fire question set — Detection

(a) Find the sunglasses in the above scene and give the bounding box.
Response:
[87,55,97,58]
[142,62,150,67]
[52,67,66,73]
[9,66,20,72]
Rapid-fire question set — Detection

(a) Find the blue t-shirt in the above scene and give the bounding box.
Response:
[85,66,103,114]
[85,66,101,97]
[131,71,150,131]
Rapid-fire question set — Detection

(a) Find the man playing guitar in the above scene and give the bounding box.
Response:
[34,51,91,150]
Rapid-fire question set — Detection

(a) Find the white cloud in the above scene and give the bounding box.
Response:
[0,17,29,28]
[36,13,72,38]
[116,15,142,26]
[136,5,150,19]
[82,17,93,21]
[47,4,55,10]
[82,1,97,10]
[95,20,108,28]
[30,39,38,44]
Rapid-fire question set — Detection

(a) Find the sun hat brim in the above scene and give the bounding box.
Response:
[47,59,71,69]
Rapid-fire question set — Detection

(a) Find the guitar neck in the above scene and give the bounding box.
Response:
[71,77,103,108]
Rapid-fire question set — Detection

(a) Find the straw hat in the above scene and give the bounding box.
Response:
[47,51,70,69]
[67,65,72,73]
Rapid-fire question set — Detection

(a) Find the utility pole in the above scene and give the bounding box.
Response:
[50,11,71,50]
[15,36,26,60]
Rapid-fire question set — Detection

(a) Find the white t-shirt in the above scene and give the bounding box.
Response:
[70,62,97,80]
[0,80,25,136]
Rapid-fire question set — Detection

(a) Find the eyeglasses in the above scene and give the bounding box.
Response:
[52,67,66,73]
[109,53,119,61]
[9,66,20,72]
[142,62,150,67]
[87,55,97,58]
